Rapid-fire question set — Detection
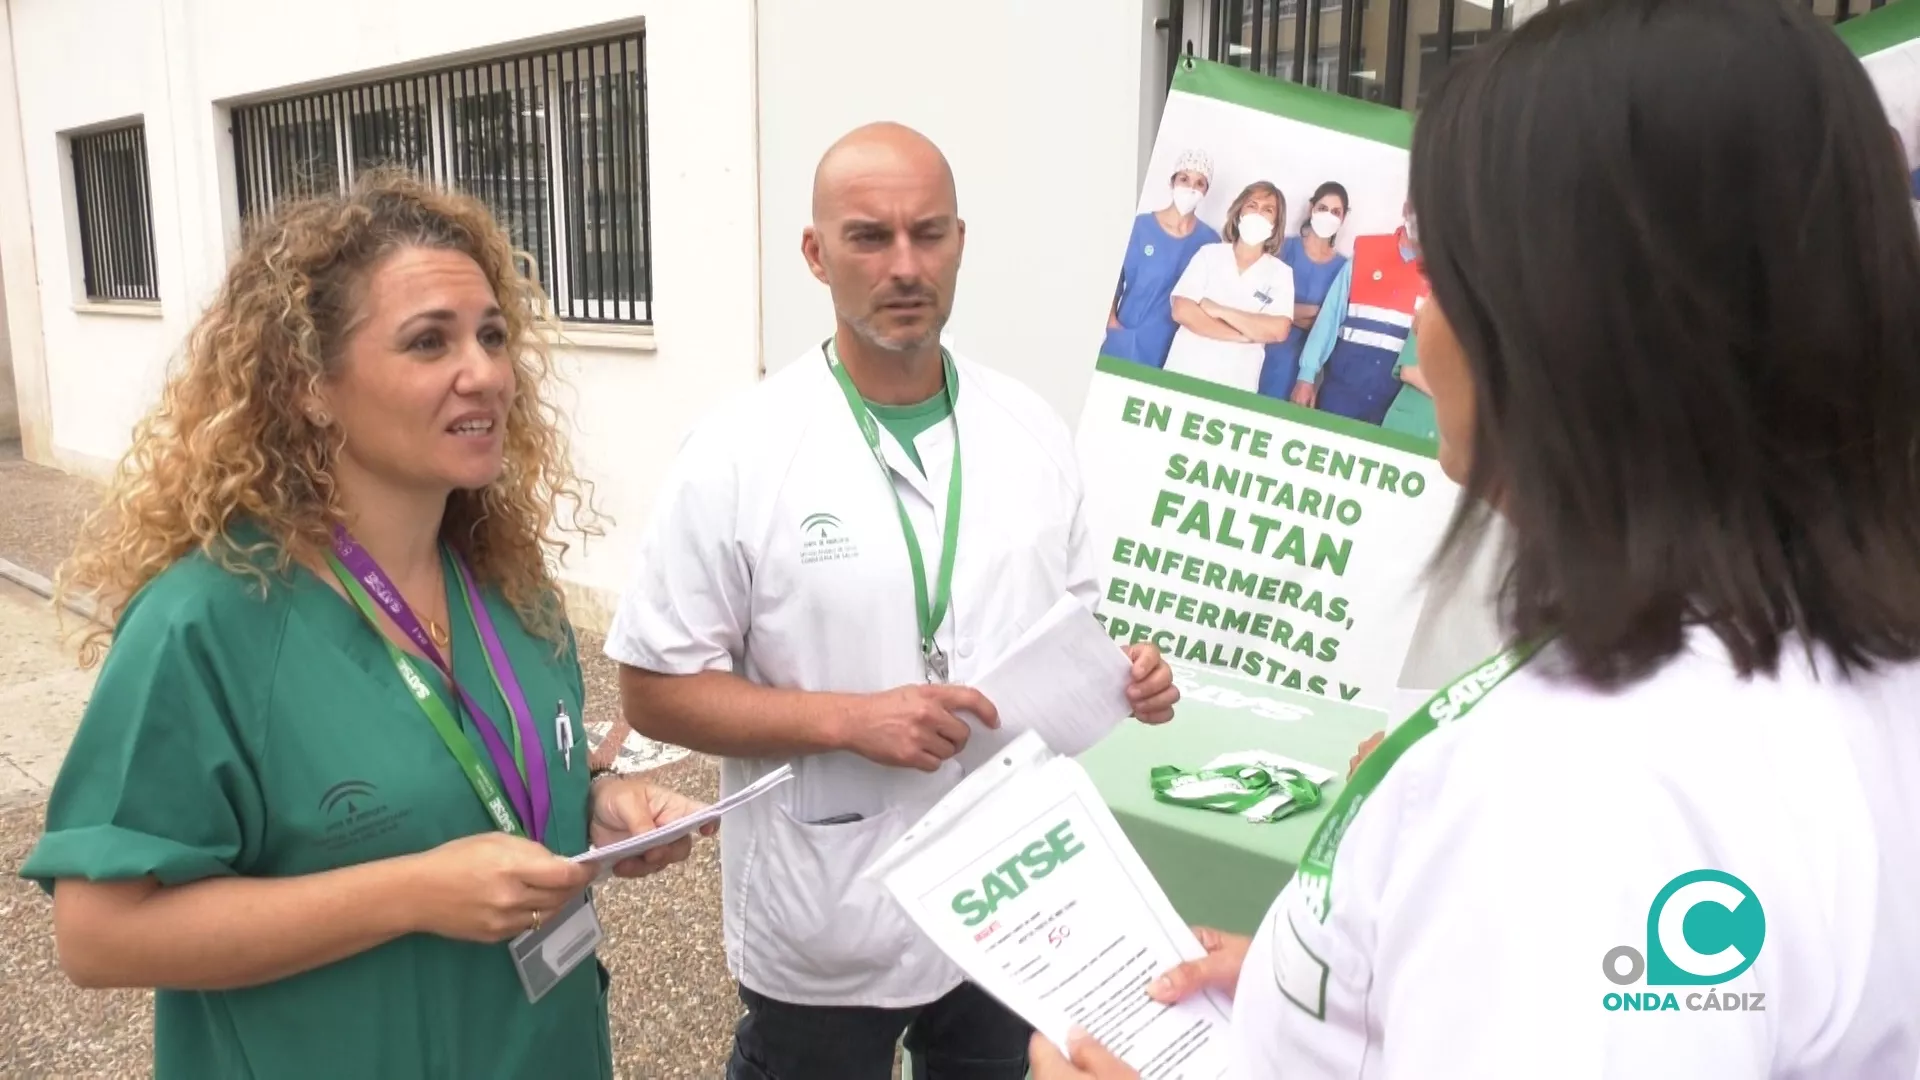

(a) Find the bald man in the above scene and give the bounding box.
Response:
[605,122,1178,1078]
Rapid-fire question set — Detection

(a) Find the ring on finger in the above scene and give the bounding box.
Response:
[529,908,543,932]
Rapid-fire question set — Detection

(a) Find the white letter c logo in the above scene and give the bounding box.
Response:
[1656,880,1749,979]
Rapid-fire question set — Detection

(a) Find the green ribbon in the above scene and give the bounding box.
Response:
[1149,763,1324,822]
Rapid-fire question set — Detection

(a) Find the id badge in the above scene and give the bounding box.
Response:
[509,891,604,1004]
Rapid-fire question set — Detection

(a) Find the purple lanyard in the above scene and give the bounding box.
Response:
[331,526,552,844]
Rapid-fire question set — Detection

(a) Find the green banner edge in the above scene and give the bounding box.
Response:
[1092,354,1443,462]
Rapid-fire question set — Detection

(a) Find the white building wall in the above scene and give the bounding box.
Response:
[0,0,1173,625]
[753,0,1158,427]
[1,0,767,624]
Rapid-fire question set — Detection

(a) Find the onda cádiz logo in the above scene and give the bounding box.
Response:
[1601,870,1766,1014]
[799,511,859,566]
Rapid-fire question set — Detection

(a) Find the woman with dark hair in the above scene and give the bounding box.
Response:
[1032,0,1920,1076]
[1162,180,1295,392]
[1259,180,1349,398]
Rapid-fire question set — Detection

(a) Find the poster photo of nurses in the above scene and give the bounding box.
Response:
[1855,14,1920,226]
[1098,85,1437,446]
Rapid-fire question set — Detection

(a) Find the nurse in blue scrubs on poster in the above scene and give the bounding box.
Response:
[1261,181,1350,398]
[1102,148,1221,369]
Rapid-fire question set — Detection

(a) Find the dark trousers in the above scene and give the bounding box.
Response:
[727,981,1031,1080]
[1317,342,1402,426]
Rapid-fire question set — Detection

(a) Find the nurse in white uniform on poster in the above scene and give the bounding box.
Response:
[1030,1,1920,1077]
[1161,180,1295,393]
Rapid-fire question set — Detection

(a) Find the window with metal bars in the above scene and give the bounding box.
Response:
[70,123,159,303]
[1192,0,1892,110]
[230,31,652,326]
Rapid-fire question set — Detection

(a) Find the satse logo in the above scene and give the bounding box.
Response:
[950,820,1085,929]
[1601,870,1766,1014]
[799,511,859,565]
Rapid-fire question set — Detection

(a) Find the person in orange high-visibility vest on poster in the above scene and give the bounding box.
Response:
[1289,203,1429,427]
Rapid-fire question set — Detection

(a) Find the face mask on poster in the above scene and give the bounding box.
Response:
[1171,186,1203,215]
[1309,211,1342,239]
[1236,212,1275,247]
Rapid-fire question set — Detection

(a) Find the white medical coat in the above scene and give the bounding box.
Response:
[1231,632,1920,1078]
[1163,241,1295,392]
[606,344,1103,1008]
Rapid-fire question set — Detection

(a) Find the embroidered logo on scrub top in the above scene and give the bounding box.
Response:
[799,511,861,566]
[1144,244,1156,256]
[316,778,413,853]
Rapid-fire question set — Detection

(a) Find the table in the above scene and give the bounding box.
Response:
[1075,663,1390,936]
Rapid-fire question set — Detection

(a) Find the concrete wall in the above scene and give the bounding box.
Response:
[753,0,1158,428]
[0,0,764,620]
[0,0,1170,623]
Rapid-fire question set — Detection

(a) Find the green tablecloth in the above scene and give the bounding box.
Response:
[1076,664,1390,937]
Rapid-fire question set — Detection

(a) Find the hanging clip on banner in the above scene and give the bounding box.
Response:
[1150,751,1334,824]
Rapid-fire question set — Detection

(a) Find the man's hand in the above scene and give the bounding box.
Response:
[588,720,631,774]
[1149,926,1251,1004]
[1350,730,1386,778]
[1122,644,1178,725]
[588,777,716,879]
[1029,1027,1140,1080]
[839,684,1000,772]
[1290,380,1318,408]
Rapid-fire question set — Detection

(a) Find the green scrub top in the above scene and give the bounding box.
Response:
[20,528,613,1080]
[865,390,953,474]
[1381,332,1438,444]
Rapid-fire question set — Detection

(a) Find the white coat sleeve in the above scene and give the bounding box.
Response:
[1063,455,1103,615]
[1271,260,1295,315]
[1364,727,1775,1080]
[603,424,751,676]
[1170,244,1215,303]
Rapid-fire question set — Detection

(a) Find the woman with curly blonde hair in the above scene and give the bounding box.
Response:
[21,171,708,1079]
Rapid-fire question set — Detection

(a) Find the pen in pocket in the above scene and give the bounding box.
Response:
[555,701,574,770]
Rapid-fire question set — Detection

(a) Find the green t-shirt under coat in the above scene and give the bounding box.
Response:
[865,390,954,473]
[20,533,613,1080]
[1382,331,1438,443]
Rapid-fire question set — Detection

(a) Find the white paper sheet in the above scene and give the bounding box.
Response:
[571,765,792,871]
[865,732,1231,1078]
[956,594,1133,773]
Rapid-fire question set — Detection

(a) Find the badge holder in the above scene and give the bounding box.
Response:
[508,892,605,1004]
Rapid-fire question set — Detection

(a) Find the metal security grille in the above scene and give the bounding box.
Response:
[1187,0,1893,110]
[231,31,652,325]
[71,124,159,302]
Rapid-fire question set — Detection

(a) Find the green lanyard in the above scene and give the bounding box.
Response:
[325,556,523,837]
[1294,638,1547,923]
[1150,764,1324,820]
[823,339,963,682]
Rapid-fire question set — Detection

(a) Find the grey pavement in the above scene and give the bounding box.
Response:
[0,578,91,811]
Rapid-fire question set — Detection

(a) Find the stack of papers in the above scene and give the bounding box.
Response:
[866,732,1231,1078]
[956,594,1134,773]
[571,765,792,873]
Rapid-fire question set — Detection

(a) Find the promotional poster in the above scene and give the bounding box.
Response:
[1076,59,1449,709]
